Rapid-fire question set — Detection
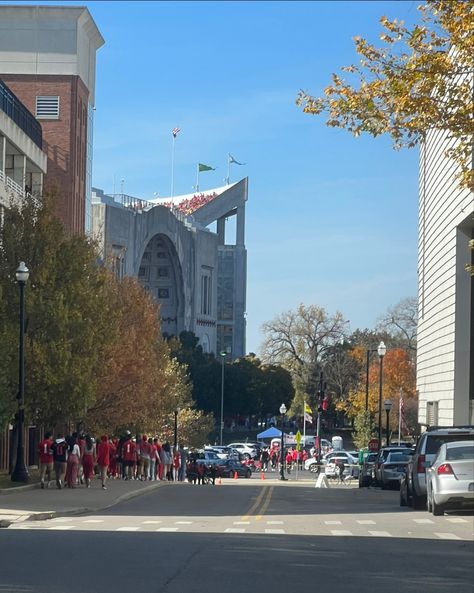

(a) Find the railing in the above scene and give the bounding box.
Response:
[0,168,27,200]
[0,78,43,149]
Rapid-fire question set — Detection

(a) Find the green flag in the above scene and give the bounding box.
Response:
[198,163,215,172]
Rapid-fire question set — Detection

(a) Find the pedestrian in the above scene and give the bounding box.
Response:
[178,444,187,481]
[154,438,163,480]
[82,436,96,488]
[108,438,118,479]
[172,446,180,481]
[261,448,269,472]
[197,461,206,485]
[138,435,151,480]
[66,436,81,488]
[97,435,110,489]
[122,434,136,480]
[161,442,171,480]
[51,433,68,489]
[148,438,157,480]
[37,431,53,489]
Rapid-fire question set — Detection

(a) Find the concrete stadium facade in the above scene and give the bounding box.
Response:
[92,178,248,358]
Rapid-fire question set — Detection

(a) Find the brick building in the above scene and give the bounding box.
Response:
[0,6,104,234]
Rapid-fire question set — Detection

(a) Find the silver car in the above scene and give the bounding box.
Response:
[379,451,412,489]
[426,440,474,516]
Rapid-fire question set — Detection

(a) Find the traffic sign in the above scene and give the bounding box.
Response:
[368,438,379,451]
[295,430,301,445]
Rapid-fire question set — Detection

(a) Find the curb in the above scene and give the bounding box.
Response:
[0,480,169,528]
[0,482,40,495]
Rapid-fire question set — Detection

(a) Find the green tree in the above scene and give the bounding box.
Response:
[353,410,375,450]
[297,0,474,190]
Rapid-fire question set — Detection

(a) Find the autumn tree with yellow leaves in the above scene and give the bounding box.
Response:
[297,0,474,191]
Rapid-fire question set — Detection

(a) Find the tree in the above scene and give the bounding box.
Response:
[376,297,418,358]
[261,304,349,403]
[353,410,375,450]
[297,1,474,190]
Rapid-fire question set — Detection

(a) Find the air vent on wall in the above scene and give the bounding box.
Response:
[35,96,60,119]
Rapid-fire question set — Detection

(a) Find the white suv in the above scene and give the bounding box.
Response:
[227,443,257,460]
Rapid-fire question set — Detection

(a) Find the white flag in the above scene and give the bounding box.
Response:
[304,412,313,424]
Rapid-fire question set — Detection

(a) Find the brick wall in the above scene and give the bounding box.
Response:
[1,74,90,235]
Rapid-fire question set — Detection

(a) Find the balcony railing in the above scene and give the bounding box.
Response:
[0,79,42,149]
[0,168,27,200]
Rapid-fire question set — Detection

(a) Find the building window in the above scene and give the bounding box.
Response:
[35,96,60,119]
[138,266,150,281]
[426,401,439,426]
[157,252,167,259]
[158,267,169,278]
[201,274,212,315]
[158,288,170,299]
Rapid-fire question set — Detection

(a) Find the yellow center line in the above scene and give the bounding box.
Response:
[255,486,274,520]
[241,486,268,521]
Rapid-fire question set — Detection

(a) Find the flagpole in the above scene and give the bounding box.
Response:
[226,154,230,185]
[171,134,176,197]
[303,400,307,449]
[196,164,199,192]
[398,388,402,444]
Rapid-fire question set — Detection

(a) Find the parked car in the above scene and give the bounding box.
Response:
[191,450,225,467]
[204,446,241,460]
[401,425,474,509]
[304,456,320,472]
[426,440,474,515]
[379,450,412,489]
[323,452,358,479]
[374,447,413,485]
[227,443,258,460]
[218,459,252,479]
[359,452,378,487]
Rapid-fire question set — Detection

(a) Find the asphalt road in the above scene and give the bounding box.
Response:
[1,478,473,593]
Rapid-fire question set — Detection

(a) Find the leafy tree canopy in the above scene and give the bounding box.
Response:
[297,0,474,190]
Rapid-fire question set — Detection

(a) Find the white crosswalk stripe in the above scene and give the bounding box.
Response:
[434,532,461,540]
[368,531,392,537]
[330,530,352,536]
[175,521,193,525]
[83,520,104,524]
[116,527,139,531]
[141,520,162,524]
[156,527,178,532]
[325,520,342,525]
[446,518,468,524]
[413,519,434,524]
[48,525,75,530]
[233,521,250,525]
[356,520,376,525]
[225,528,245,533]
[267,520,284,525]
[265,529,285,534]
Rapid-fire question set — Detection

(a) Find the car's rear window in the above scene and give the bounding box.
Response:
[446,445,474,460]
[387,453,410,462]
[426,434,474,455]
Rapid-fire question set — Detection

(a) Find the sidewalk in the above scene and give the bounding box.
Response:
[0,478,169,528]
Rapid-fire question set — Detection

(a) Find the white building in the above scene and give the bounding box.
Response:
[417,124,474,426]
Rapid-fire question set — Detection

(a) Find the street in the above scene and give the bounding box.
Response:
[1,476,473,593]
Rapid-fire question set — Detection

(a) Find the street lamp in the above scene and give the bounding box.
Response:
[219,349,229,445]
[173,409,179,451]
[279,403,287,481]
[377,341,387,451]
[384,400,393,446]
[11,261,29,483]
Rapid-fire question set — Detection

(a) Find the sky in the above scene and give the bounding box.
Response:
[5,0,422,354]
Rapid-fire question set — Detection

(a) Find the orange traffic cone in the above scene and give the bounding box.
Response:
[233,471,238,479]
[260,472,265,480]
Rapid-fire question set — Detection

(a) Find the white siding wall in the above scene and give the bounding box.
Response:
[417,124,473,426]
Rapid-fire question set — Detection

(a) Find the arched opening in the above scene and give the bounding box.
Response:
[138,233,184,337]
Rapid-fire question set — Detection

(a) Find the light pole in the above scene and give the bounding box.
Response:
[377,341,387,451]
[173,409,178,451]
[11,262,29,483]
[384,400,392,447]
[219,350,228,445]
[279,403,287,481]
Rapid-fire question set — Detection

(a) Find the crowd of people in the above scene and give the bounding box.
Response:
[259,445,309,473]
[37,431,188,490]
[160,192,218,216]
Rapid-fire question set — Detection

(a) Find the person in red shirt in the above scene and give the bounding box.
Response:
[285,449,293,474]
[38,432,53,489]
[108,439,118,479]
[122,435,136,480]
[97,435,111,489]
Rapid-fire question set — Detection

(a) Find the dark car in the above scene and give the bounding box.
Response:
[359,452,378,487]
[374,447,413,485]
[218,459,252,478]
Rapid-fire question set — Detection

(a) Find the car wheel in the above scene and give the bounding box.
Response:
[427,493,432,513]
[432,499,444,516]
[400,486,407,507]
[412,490,426,511]
[243,453,251,460]
[309,463,318,473]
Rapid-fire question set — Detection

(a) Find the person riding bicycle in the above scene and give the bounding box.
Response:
[335,458,345,482]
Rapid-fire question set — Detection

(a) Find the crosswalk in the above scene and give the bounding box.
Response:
[9,515,472,540]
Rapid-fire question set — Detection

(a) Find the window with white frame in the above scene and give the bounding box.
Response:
[201,271,212,315]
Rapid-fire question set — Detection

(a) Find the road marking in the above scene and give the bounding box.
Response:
[413,519,434,524]
[116,527,140,531]
[434,532,461,540]
[225,528,246,533]
[82,520,104,524]
[51,517,74,522]
[156,527,179,532]
[356,520,376,525]
[48,525,75,530]
[241,487,268,520]
[267,521,284,525]
[325,521,342,525]
[265,529,285,534]
[234,521,250,525]
[141,520,162,524]
[368,531,392,537]
[175,521,193,525]
[256,486,274,520]
[446,518,467,524]
[330,530,352,536]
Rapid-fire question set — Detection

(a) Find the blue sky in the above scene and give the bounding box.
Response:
[7,0,421,354]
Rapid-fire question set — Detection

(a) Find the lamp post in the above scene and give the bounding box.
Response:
[173,409,178,451]
[279,403,287,481]
[377,341,387,451]
[384,400,392,447]
[11,262,29,483]
[219,350,228,446]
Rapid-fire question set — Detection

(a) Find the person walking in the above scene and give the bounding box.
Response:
[138,435,151,480]
[178,444,187,482]
[66,436,81,488]
[38,432,53,489]
[97,435,110,489]
[148,438,157,480]
[51,433,68,489]
[161,442,172,480]
[122,434,136,480]
[82,436,96,488]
